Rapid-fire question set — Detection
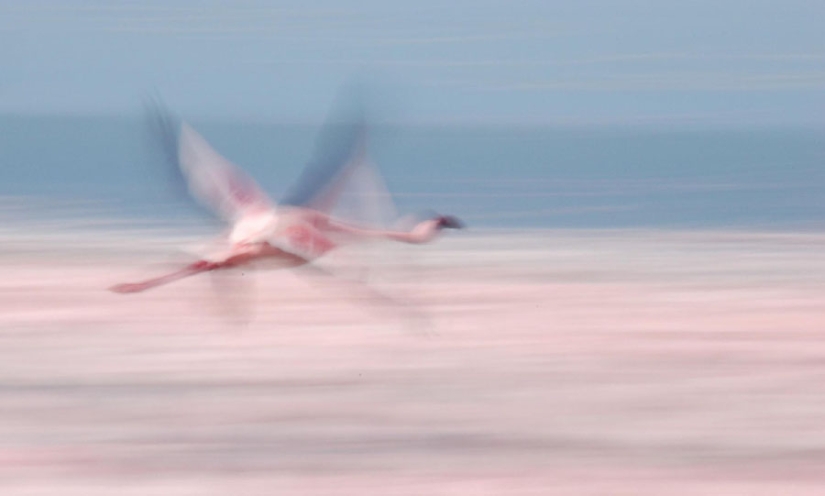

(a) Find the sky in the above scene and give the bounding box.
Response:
[0,0,823,125]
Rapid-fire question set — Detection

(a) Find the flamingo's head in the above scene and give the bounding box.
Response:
[435,215,464,230]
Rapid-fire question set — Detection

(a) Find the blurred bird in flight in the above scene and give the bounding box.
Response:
[110,93,462,295]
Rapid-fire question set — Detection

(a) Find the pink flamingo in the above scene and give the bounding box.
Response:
[110,102,462,294]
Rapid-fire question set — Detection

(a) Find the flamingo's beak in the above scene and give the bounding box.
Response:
[436,215,465,230]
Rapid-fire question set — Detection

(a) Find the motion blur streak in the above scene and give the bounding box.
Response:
[1,0,823,492]
[2,228,825,493]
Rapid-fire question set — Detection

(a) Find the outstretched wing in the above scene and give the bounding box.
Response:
[280,100,397,228]
[147,100,273,223]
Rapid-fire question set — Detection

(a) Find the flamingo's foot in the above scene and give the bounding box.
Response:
[109,282,153,294]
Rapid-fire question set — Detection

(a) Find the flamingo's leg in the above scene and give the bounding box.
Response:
[295,262,431,332]
[109,260,217,294]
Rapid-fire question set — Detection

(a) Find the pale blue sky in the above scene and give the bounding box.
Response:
[1,0,823,125]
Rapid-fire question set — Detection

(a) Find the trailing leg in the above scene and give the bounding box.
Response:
[109,260,218,294]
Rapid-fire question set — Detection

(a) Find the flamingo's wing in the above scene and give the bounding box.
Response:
[148,101,273,223]
[280,104,397,229]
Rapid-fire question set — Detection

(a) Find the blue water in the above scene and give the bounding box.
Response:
[1,114,823,230]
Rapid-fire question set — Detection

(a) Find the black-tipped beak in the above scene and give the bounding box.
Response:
[436,215,465,230]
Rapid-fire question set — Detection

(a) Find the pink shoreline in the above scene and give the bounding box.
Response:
[1,229,825,493]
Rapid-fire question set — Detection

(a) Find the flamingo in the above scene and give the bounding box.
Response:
[109,100,462,294]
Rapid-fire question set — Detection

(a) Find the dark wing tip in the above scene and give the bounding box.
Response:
[141,94,197,208]
[280,123,368,211]
[143,96,181,167]
[280,85,371,209]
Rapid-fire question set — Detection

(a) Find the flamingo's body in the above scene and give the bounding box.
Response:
[110,100,462,294]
